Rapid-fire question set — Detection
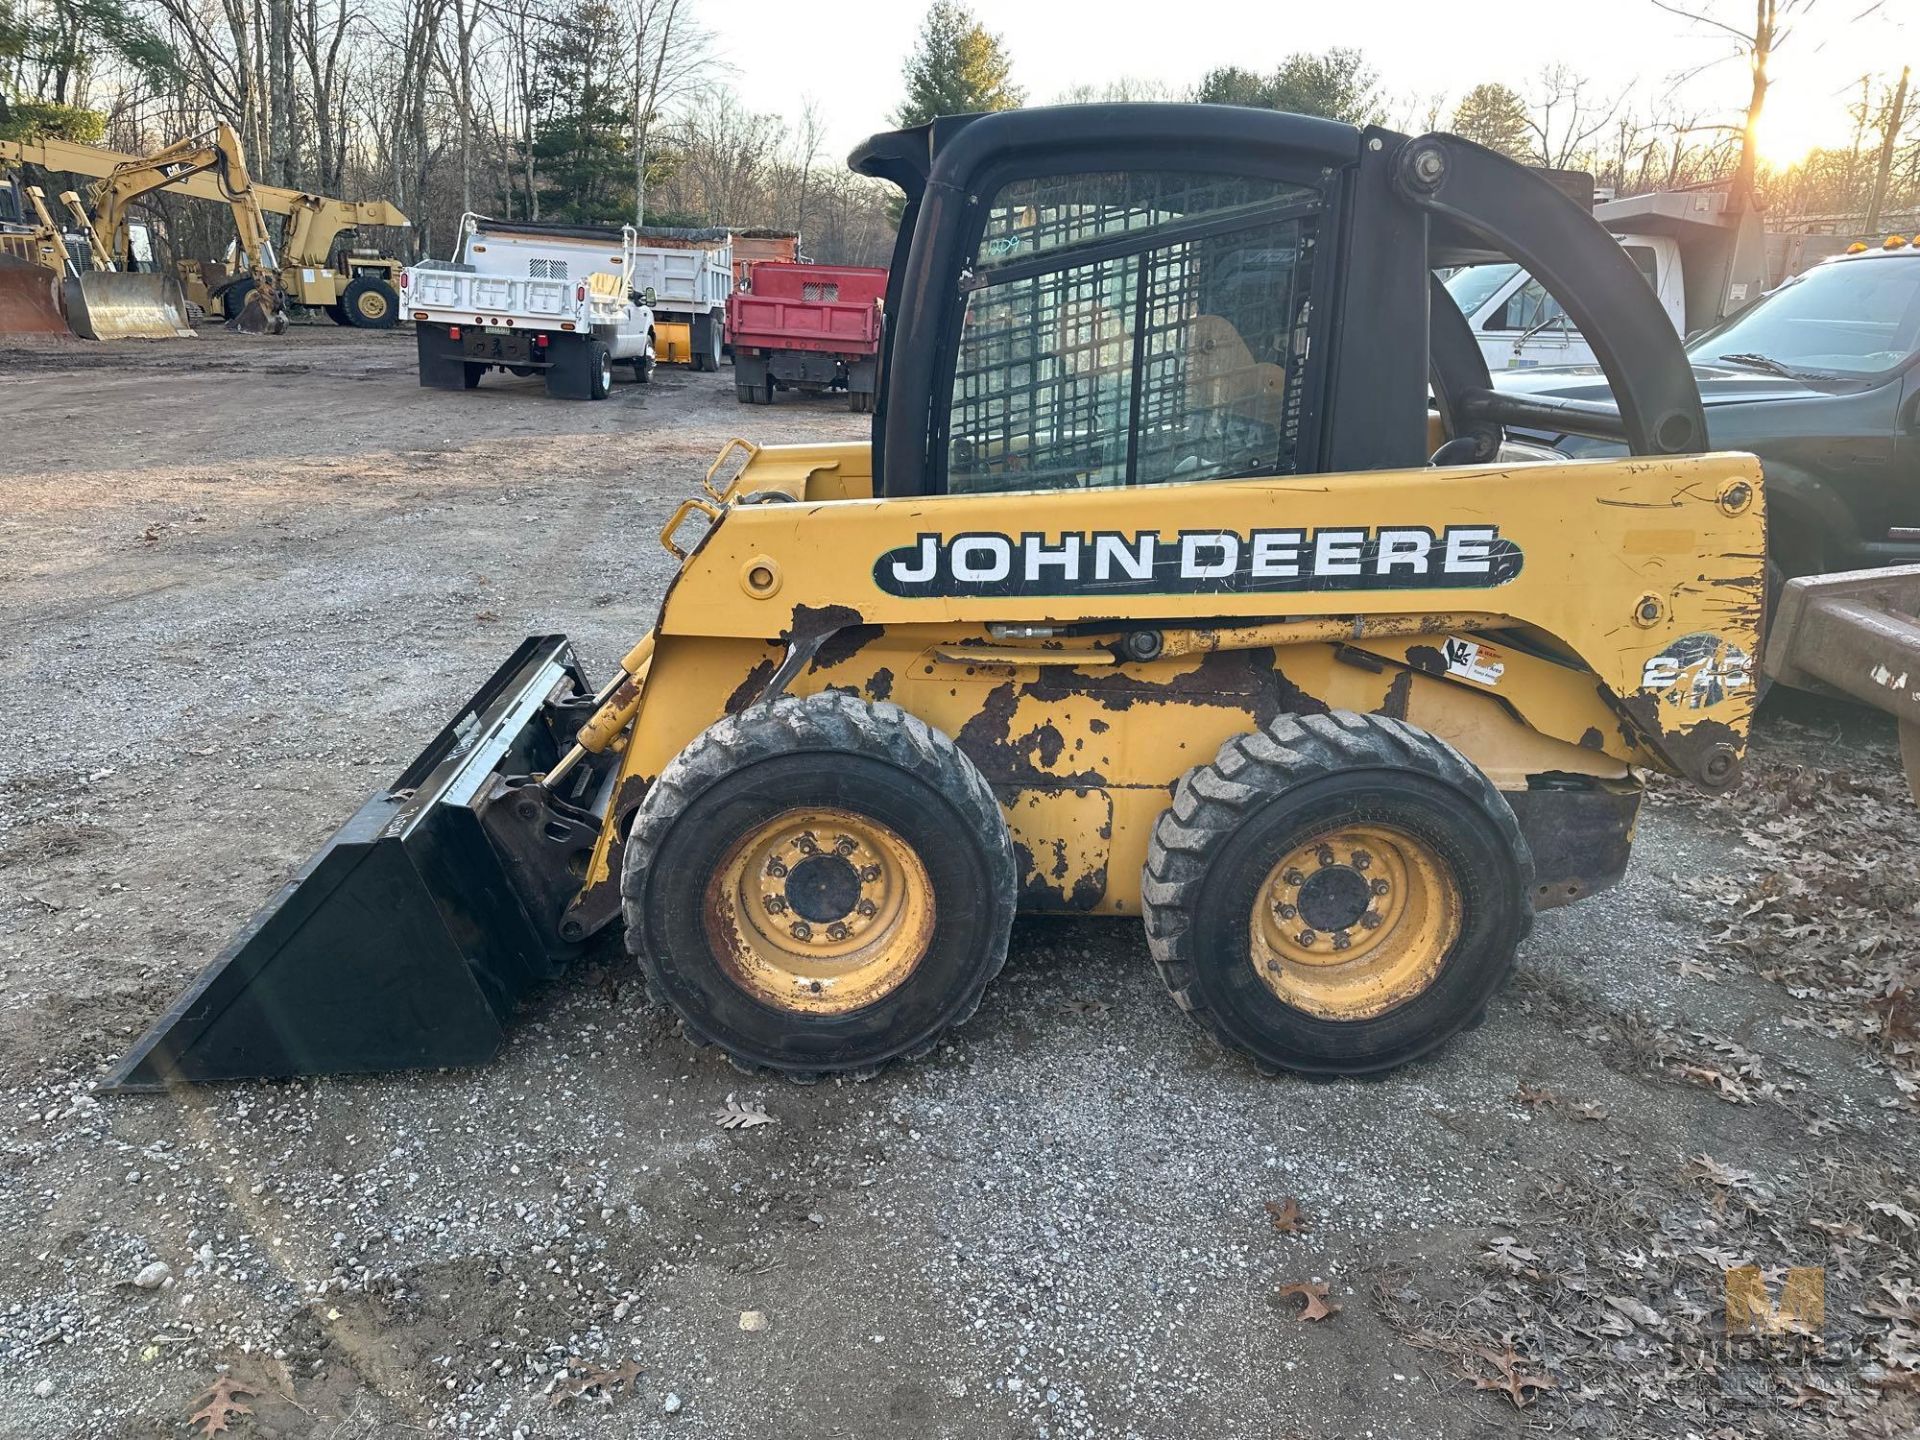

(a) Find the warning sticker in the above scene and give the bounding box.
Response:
[1442,636,1505,686]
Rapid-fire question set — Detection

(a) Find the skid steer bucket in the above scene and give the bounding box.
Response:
[63,271,195,340]
[105,637,598,1091]
[0,254,69,336]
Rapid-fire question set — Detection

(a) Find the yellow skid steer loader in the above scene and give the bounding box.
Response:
[109,106,1765,1091]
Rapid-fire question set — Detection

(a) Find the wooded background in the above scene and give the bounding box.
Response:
[1,0,1914,268]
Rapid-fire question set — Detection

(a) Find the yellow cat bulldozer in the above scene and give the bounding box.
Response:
[109,105,1765,1091]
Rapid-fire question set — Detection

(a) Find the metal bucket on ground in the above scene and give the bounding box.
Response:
[62,271,195,340]
[105,636,604,1091]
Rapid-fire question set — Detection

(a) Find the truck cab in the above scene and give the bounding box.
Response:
[1445,188,1768,371]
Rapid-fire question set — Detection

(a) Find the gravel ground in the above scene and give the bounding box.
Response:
[2,326,1916,1440]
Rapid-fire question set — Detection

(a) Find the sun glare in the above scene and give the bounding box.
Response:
[1753,105,1822,169]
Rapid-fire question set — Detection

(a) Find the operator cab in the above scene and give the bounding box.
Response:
[852,104,1702,501]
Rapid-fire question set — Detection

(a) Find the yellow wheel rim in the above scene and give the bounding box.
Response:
[704,807,934,1016]
[1249,822,1462,1021]
[356,289,388,320]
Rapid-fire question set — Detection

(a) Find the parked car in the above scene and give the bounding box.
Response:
[1490,239,1920,582]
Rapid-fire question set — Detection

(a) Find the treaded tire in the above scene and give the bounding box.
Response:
[1142,710,1533,1077]
[621,691,1016,1080]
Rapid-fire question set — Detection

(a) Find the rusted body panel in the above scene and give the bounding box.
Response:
[557,441,1764,925]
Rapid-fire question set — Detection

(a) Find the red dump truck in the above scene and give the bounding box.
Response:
[727,260,885,411]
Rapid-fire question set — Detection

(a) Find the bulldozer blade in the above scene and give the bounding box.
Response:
[62,271,195,340]
[105,636,597,1092]
[0,255,69,337]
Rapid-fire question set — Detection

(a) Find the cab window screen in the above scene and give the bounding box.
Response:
[947,171,1319,495]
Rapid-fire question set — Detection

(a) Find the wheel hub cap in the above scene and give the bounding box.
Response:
[1249,823,1462,1020]
[706,807,934,1015]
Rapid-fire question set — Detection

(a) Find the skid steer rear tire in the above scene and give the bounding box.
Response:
[622,691,1016,1080]
[1142,711,1532,1078]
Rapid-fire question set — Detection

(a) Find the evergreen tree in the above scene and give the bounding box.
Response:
[531,0,635,221]
[894,1,1022,128]
[1195,49,1383,126]
[1450,83,1532,159]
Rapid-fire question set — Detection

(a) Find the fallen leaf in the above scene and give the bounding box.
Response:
[188,1376,254,1435]
[549,1357,643,1408]
[1484,1236,1541,1279]
[1572,1102,1608,1123]
[1871,1199,1919,1230]
[1603,1295,1666,1332]
[1466,1346,1556,1409]
[1273,1281,1339,1322]
[1514,1082,1556,1107]
[1264,1197,1310,1235]
[714,1094,775,1130]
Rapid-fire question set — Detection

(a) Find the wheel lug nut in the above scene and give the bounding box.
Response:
[1315,846,1335,867]
[1283,869,1305,886]
[1275,902,1297,920]
[1332,931,1351,950]
[764,895,787,914]
[855,899,877,918]
[1350,851,1370,870]
[766,858,788,878]
[826,921,851,941]
[1360,911,1383,929]
[834,836,856,856]
[1297,929,1318,946]
[789,920,812,940]
[1370,878,1390,896]
[796,832,818,855]
[860,864,881,882]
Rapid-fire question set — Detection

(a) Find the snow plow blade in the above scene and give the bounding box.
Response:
[0,255,69,336]
[63,271,195,340]
[105,636,599,1091]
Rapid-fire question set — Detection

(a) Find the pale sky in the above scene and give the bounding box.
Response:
[699,0,1917,169]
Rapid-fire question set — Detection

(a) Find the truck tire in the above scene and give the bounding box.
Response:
[343,275,399,330]
[621,691,1017,1080]
[849,388,873,413]
[1142,711,1533,1078]
[219,277,254,322]
[325,302,351,326]
[691,313,721,372]
[631,353,654,384]
[587,339,614,399]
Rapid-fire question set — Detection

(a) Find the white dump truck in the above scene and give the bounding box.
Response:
[403,214,656,400]
[1443,189,1770,371]
[631,226,733,371]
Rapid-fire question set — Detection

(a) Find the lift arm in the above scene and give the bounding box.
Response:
[0,133,409,266]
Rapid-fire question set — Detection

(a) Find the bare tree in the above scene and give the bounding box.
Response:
[1525,66,1628,170]
[626,0,703,226]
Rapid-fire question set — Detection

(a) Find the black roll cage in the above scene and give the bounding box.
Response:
[850,103,1705,500]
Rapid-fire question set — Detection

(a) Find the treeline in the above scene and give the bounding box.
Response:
[1,0,1915,276]
[0,0,901,265]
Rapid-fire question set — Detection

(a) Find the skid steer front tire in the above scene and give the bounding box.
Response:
[1142,711,1532,1078]
[622,692,1016,1080]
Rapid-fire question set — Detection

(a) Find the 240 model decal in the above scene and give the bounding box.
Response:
[873,525,1524,598]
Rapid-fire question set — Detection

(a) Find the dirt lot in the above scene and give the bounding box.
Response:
[2,326,1918,1440]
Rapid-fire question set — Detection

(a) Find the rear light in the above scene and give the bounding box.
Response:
[536,335,549,348]
[575,284,586,302]
[412,310,428,320]
[399,271,408,290]
[448,326,462,340]
[561,322,575,331]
